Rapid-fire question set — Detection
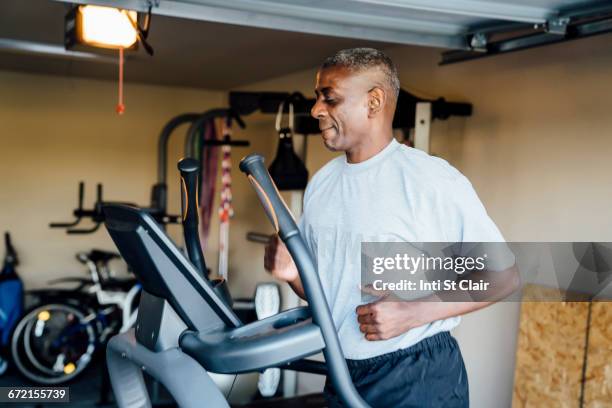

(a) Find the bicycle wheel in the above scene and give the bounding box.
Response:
[11,304,97,384]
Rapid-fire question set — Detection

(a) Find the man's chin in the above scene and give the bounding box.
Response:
[322,138,340,152]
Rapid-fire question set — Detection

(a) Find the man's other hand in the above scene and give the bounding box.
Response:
[264,235,299,283]
[356,286,426,341]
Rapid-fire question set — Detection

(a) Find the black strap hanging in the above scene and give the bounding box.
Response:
[268,102,308,191]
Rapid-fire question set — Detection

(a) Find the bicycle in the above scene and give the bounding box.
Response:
[10,249,140,385]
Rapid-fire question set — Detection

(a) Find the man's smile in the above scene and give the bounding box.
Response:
[320,127,337,140]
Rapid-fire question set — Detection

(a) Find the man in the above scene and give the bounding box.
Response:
[265,48,516,407]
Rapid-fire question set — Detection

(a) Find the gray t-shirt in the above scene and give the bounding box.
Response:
[298,138,504,359]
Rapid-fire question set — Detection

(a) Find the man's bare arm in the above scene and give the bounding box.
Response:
[357,265,520,341]
[264,235,307,300]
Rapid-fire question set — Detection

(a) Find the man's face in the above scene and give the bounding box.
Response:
[311,66,371,152]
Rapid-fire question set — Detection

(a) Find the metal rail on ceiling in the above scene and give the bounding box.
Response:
[48,0,612,64]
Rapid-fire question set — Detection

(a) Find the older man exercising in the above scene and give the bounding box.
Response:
[265,48,512,407]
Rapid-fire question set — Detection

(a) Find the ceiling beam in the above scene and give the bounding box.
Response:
[0,38,117,63]
[440,15,612,65]
[353,0,555,23]
[50,0,468,49]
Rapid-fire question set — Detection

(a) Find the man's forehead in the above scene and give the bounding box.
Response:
[315,66,380,92]
[316,66,349,87]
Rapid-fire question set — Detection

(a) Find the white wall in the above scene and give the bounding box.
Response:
[0,70,224,287]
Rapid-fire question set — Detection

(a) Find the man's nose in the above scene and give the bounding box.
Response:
[311,99,327,119]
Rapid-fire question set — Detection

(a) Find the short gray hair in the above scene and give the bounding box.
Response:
[320,48,400,99]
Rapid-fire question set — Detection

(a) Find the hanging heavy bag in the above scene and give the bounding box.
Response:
[268,101,308,190]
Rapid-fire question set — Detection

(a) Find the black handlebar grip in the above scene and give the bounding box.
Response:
[238,153,369,408]
[238,154,299,241]
[178,158,208,279]
[178,159,200,227]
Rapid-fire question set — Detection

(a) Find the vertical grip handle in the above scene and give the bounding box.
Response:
[238,154,298,240]
[178,158,208,278]
[238,153,369,408]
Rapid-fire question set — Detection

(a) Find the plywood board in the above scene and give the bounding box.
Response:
[584,301,612,408]
[512,285,589,408]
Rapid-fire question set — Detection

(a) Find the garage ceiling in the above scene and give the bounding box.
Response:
[54,0,612,49]
[53,0,612,49]
[0,0,611,88]
[0,0,398,89]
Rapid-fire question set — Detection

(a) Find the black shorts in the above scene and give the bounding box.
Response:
[324,331,469,408]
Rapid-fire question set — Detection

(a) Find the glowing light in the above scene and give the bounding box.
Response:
[78,5,138,49]
[64,363,76,374]
[37,310,51,322]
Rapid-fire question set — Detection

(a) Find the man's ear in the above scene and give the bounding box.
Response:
[367,87,385,117]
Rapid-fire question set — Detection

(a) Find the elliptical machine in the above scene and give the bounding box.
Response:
[101,154,369,407]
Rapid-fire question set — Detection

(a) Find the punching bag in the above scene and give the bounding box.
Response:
[268,102,308,190]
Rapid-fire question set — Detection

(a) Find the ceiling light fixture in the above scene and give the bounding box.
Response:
[64,4,155,116]
[65,5,138,50]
